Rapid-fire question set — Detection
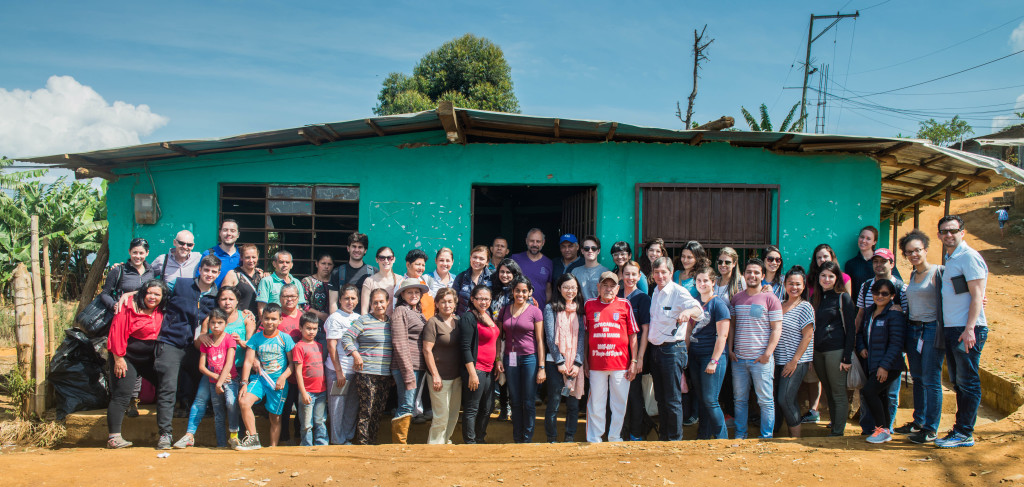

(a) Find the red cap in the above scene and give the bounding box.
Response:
[872,248,895,262]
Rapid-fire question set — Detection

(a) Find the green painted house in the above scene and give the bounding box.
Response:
[26,105,1024,274]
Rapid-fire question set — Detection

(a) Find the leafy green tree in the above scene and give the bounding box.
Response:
[739,103,804,132]
[915,115,973,147]
[373,34,520,115]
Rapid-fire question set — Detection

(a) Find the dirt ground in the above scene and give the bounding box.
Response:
[1,192,1022,487]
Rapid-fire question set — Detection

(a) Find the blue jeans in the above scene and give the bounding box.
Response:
[299,390,328,446]
[391,369,424,418]
[689,349,728,439]
[544,361,580,442]
[731,358,774,439]
[186,379,239,447]
[944,326,987,436]
[905,321,945,433]
[650,341,687,441]
[859,375,900,433]
[505,353,539,443]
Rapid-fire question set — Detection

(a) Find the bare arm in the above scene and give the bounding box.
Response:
[961,278,987,351]
[329,290,339,314]
[759,320,783,364]
[534,317,546,384]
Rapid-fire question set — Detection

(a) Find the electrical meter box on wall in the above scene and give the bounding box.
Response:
[134,194,160,224]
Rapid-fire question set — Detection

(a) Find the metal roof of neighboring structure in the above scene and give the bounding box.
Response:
[21,104,1024,220]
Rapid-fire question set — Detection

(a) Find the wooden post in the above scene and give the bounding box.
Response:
[13,264,34,419]
[892,216,899,264]
[42,237,56,357]
[944,187,952,216]
[77,232,109,317]
[913,203,921,230]
[30,216,47,415]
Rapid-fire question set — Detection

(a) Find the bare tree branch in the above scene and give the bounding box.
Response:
[684,25,714,128]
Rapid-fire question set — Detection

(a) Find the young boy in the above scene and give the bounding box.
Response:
[236,303,294,450]
[293,312,328,446]
[174,308,238,448]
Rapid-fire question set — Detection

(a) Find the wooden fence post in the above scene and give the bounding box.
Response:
[13,264,34,418]
[31,215,47,415]
[43,236,56,357]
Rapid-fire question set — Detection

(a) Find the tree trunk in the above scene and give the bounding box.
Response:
[43,237,56,357]
[30,216,47,415]
[695,116,735,131]
[13,263,34,419]
[76,232,109,317]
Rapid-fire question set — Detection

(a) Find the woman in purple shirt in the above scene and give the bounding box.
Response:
[498,277,546,443]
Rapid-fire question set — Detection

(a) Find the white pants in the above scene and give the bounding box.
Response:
[325,367,359,445]
[587,369,629,443]
[426,375,463,444]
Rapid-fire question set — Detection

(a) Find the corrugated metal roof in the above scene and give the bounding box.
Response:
[20,106,1024,218]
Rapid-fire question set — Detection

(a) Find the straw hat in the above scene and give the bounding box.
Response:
[395,278,429,296]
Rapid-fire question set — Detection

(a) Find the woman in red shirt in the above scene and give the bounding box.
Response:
[458,284,501,444]
[106,279,170,449]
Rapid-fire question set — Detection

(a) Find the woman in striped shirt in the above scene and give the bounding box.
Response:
[774,266,815,438]
[343,288,394,445]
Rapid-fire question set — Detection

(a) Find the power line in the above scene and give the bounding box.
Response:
[857,0,893,12]
[849,47,1024,98]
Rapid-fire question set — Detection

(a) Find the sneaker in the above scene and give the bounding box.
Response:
[866,427,892,444]
[800,410,820,424]
[412,414,428,424]
[683,416,698,427]
[126,398,140,418]
[934,431,974,448]
[235,433,262,451]
[628,434,643,441]
[173,434,194,449]
[155,434,173,450]
[893,422,922,435]
[107,435,133,449]
[908,430,937,444]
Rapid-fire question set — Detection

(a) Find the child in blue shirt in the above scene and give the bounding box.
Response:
[236,303,295,450]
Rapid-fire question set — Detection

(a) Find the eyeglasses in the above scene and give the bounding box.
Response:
[377,255,395,261]
[582,246,599,252]
[175,240,195,248]
[938,227,962,235]
[472,296,491,302]
[281,295,299,300]
[906,248,925,255]
[765,257,782,263]
[717,260,733,266]
[871,291,892,297]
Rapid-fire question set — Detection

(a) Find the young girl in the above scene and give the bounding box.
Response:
[325,284,362,445]
[174,308,238,448]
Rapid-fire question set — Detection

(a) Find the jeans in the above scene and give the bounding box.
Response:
[905,321,945,433]
[650,341,687,441]
[153,342,186,437]
[587,369,629,442]
[325,367,359,444]
[427,375,462,444]
[688,349,728,439]
[391,369,424,418]
[461,368,495,444]
[299,390,328,446]
[505,353,539,443]
[859,376,900,433]
[813,349,849,435]
[186,379,240,446]
[544,361,581,442]
[944,326,987,436]
[774,362,809,428]
[731,358,775,439]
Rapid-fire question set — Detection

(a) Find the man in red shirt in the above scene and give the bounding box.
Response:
[585,271,639,442]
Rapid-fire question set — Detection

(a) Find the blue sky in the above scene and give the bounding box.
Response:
[3,0,1024,159]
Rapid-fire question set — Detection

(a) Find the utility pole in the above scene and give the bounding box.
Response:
[799,11,859,132]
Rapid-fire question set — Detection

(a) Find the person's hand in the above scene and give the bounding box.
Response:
[275,376,286,390]
[557,363,567,375]
[301,391,311,405]
[566,364,579,378]
[982,295,988,308]
[496,361,505,374]
[530,297,539,307]
[113,356,127,378]
[114,291,138,314]
[215,379,226,394]
[959,327,976,352]
[243,310,256,327]
[336,375,346,389]
[891,303,903,313]
[839,362,852,372]
[230,332,244,345]
[755,353,771,364]
[536,367,546,385]
[876,368,888,382]
[352,353,364,371]
[782,361,797,378]
[197,334,214,347]
[405,381,416,391]
[467,373,480,391]
[728,351,737,363]
[704,361,717,375]
[859,349,868,359]
[432,375,443,392]
[760,284,772,294]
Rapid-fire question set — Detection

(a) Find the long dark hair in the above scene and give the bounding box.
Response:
[808,243,838,286]
[677,240,709,281]
[641,238,665,285]
[764,245,783,287]
[812,260,846,308]
[549,273,585,314]
[134,279,171,312]
[490,258,525,295]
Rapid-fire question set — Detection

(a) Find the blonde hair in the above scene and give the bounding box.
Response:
[717,247,743,300]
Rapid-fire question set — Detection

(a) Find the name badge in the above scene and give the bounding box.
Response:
[874,320,886,327]
[508,352,518,367]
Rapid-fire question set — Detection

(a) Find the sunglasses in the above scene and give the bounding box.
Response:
[175,239,195,248]
[377,255,395,261]
[582,246,599,252]
[765,256,782,263]
[717,260,733,266]
[871,291,892,297]
[938,228,962,235]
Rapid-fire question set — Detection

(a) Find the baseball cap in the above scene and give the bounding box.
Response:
[559,234,578,244]
[599,271,619,284]
[872,248,895,262]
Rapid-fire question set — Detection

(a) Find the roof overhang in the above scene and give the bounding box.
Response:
[20,103,1024,220]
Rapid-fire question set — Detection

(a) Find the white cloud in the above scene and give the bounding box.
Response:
[990,92,1024,133]
[0,75,168,158]
[1012,21,1024,51]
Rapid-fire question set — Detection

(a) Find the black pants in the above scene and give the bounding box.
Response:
[279,382,302,441]
[462,369,495,444]
[862,369,898,429]
[153,343,186,436]
[176,345,201,410]
[108,357,158,434]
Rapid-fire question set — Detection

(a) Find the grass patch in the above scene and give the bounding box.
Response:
[0,419,66,448]
[0,301,78,348]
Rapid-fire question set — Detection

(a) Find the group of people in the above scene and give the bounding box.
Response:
[102,217,989,450]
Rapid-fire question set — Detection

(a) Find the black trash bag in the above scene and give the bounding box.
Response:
[50,328,110,420]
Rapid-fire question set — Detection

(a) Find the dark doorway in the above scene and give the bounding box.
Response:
[472,185,597,255]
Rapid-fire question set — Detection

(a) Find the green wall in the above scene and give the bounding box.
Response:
[107,130,882,273]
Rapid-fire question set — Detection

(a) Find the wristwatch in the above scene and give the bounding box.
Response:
[709,359,719,365]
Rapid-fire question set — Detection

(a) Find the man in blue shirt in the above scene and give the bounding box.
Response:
[934,215,989,449]
[552,233,583,279]
[195,219,240,287]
